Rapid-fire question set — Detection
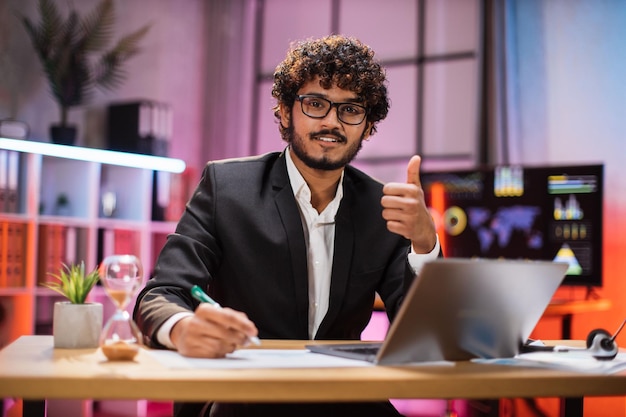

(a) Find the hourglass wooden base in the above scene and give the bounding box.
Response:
[101,341,140,361]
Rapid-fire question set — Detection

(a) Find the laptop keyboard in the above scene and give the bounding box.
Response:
[334,345,381,355]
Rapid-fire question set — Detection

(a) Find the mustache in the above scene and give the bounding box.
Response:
[310,129,347,143]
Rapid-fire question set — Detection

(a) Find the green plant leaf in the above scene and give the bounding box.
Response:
[41,262,100,304]
[20,0,150,126]
[81,0,115,52]
[94,23,151,90]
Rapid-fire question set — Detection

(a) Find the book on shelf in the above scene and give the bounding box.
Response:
[0,150,21,213]
[37,224,89,286]
[107,100,172,157]
[97,228,142,263]
[7,222,26,287]
[114,228,141,256]
[0,150,7,212]
[151,171,169,221]
[0,221,7,287]
[0,221,27,288]
[5,151,20,213]
[152,166,196,222]
[37,224,64,286]
[165,166,196,222]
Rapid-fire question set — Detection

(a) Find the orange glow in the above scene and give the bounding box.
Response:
[429,182,446,256]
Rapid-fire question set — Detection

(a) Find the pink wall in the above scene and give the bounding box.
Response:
[0,0,207,172]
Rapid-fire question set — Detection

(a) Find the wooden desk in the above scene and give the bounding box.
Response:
[1,336,625,417]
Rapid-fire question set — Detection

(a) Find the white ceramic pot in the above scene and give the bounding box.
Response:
[53,301,103,349]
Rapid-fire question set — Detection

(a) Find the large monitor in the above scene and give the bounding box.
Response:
[421,164,604,287]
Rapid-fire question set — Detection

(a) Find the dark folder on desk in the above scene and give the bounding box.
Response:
[307,258,568,365]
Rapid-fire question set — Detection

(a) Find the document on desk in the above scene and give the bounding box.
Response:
[147,349,375,369]
[474,349,626,374]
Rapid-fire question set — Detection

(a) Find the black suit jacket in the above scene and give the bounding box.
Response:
[134,151,415,348]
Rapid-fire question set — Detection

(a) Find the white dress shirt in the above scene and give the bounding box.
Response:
[285,148,343,338]
[284,148,440,338]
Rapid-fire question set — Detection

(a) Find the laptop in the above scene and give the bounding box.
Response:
[306,258,568,365]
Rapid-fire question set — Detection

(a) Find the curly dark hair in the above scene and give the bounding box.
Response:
[272,35,389,140]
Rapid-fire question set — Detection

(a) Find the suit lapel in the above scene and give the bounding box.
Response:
[271,154,310,339]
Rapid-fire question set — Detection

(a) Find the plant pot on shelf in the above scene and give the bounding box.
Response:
[53,301,103,349]
[50,124,77,145]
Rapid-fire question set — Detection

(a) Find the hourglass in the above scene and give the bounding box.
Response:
[99,254,144,361]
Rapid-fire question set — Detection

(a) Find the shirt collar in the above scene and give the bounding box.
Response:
[285,147,344,208]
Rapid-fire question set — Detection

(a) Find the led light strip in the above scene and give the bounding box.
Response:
[0,137,186,173]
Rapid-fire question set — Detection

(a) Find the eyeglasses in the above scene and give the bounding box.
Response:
[295,95,368,125]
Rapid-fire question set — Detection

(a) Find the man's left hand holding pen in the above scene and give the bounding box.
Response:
[168,286,260,358]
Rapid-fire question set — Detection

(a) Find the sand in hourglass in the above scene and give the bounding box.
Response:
[101,288,140,361]
[107,288,130,307]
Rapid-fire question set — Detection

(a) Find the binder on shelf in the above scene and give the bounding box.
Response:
[38,224,91,286]
[114,228,140,256]
[97,228,141,264]
[97,228,115,262]
[62,226,90,268]
[5,223,14,287]
[107,100,172,157]
[165,167,196,222]
[0,150,7,212]
[37,224,67,286]
[5,151,20,213]
[0,221,27,288]
[65,226,77,266]
[9,222,26,287]
[37,224,54,285]
[0,221,7,287]
[151,171,169,221]
[3,222,26,288]
[150,231,169,272]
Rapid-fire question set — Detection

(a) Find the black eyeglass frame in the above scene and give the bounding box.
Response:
[295,95,368,125]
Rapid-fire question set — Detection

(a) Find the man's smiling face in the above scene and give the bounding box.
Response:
[280,77,372,172]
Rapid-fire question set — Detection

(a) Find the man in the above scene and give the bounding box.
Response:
[134,35,439,417]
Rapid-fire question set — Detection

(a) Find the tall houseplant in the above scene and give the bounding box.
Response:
[21,0,150,145]
[42,262,103,348]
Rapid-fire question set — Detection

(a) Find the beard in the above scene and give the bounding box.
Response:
[286,124,365,171]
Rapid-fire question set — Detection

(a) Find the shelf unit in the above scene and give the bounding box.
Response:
[0,138,188,416]
[0,137,187,347]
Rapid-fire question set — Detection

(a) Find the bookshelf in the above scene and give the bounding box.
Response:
[0,137,188,348]
[0,138,190,416]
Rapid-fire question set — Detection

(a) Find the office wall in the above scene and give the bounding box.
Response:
[250,0,483,180]
[1,0,483,176]
[509,1,626,416]
[510,0,626,335]
[0,0,206,171]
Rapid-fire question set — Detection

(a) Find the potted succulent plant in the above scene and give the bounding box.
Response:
[42,261,103,348]
[21,0,150,145]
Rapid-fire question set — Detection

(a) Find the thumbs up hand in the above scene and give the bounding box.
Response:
[381,155,437,253]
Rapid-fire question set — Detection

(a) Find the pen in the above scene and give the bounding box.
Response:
[190,285,261,346]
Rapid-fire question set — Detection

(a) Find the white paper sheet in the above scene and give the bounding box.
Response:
[147,348,374,369]
[473,349,626,374]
